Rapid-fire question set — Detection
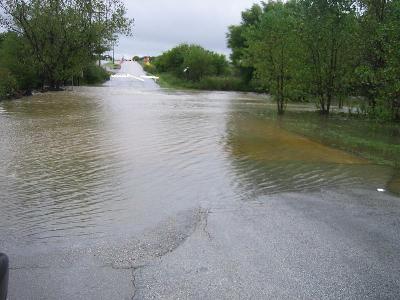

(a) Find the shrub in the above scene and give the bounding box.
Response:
[82,65,110,84]
[195,76,248,91]
[0,32,39,91]
[143,63,157,74]
[0,68,17,99]
[154,44,229,82]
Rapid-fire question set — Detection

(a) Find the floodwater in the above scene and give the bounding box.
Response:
[0,62,397,250]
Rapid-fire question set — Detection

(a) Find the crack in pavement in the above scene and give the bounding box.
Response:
[91,207,212,299]
[10,207,214,299]
[120,207,213,299]
[199,208,212,240]
[131,265,146,300]
[10,265,52,270]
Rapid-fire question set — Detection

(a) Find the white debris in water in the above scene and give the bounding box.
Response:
[377,188,386,192]
[111,73,145,81]
[140,75,159,80]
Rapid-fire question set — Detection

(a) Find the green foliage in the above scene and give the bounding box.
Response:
[228,0,400,121]
[81,65,110,85]
[195,76,250,91]
[154,44,190,75]
[157,73,250,92]
[0,67,17,99]
[298,0,359,114]
[154,44,229,82]
[143,63,156,74]
[354,0,400,120]
[182,46,221,81]
[282,111,400,166]
[246,2,302,114]
[104,62,121,70]
[227,4,264,84]
[0,0,132,89]
[0,32,39,91]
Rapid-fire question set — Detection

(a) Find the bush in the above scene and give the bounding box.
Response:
[0,68,17,99]
[154,44,229,82]
[154,44,189,75]
[143,63,157,74]
[195,76,249,91]
[0,32,39,91]
[82,65,110,84]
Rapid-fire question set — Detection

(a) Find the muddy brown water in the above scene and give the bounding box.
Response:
[0,65,398,249]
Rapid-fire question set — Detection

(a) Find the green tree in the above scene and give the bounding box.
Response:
[299,0,358,114]
[0,67,17,98]
[0,0,133,89]
[0,32,39,91]
[356,0,400,120]
[227,4,263,84]
[246,2,302,114]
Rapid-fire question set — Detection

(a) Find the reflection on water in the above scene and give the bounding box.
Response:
[226,118,366,164]
[225,106,393,197]
[0,77,397,248]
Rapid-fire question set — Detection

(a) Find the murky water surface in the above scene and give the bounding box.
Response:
[0,63,398,248]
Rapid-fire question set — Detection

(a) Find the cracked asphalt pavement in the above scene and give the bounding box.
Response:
[5,188,400,299]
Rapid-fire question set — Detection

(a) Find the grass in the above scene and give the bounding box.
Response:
[155,72,254,92]
[279,110,400,167]
[103,62,121,70]
[156,73,194,90]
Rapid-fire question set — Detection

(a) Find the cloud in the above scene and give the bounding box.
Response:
[115,0,257,58]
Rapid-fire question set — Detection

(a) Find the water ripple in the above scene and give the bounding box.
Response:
[0,85,395,248]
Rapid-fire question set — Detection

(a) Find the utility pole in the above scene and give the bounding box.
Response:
[112,41,115,64]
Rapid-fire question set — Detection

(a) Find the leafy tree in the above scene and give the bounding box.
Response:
[0,32,39,91]
[356,0,400,120]
[0,67,17,98]
[227,4,263,84]
[246,2,302,114]
[383,0,400,120]
[0,0,133,89]
[298,0,358,114]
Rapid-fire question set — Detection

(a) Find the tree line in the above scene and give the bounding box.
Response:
[227,0,400,120]
[0,0,132,98]
[144,43,261,91]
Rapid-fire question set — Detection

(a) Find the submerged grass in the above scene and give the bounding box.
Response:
[278,110,400,167]
[152,69,400,169]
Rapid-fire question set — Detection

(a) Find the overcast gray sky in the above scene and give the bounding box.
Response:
[115,0,258,59]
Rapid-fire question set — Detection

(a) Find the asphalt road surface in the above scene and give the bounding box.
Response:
[7,189,400,299]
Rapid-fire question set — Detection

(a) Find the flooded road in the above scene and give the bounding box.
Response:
[1,62,399,299]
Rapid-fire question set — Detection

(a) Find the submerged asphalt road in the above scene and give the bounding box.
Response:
[2,62,400,299]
